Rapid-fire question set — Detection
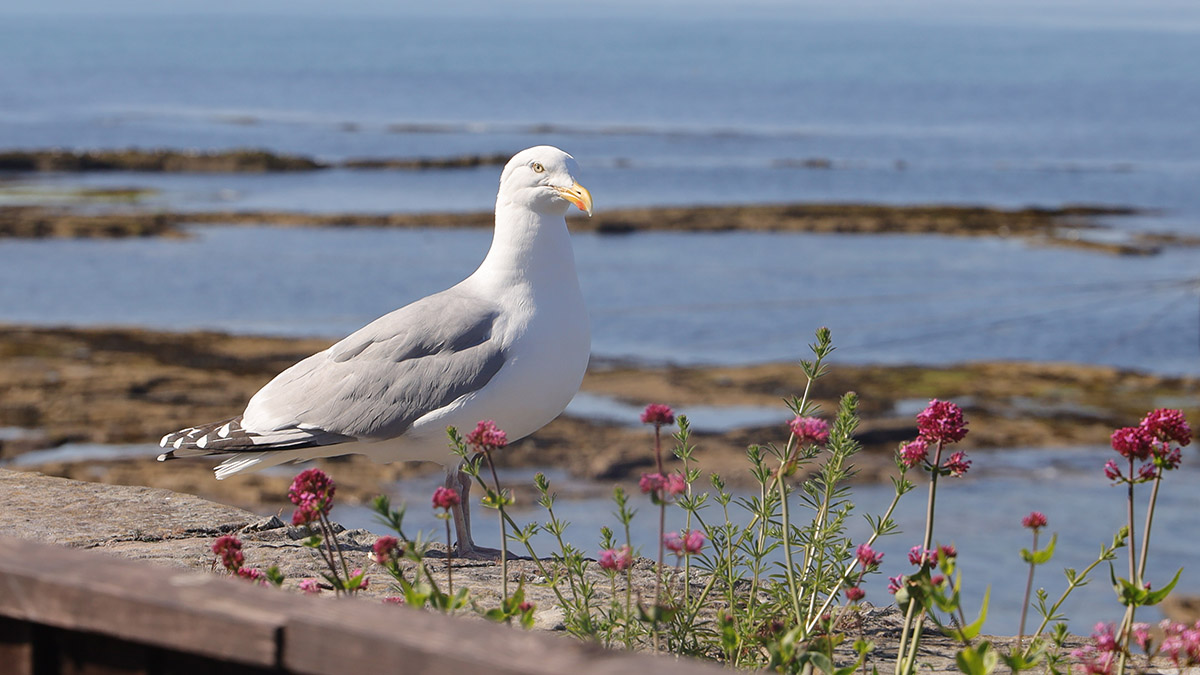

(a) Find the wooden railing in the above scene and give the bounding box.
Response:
[0,536,725,675]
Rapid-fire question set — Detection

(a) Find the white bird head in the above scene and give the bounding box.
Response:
[498,146,593,217]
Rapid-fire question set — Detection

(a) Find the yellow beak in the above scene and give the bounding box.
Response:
[554,182,593,216]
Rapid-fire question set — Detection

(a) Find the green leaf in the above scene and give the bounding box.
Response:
[956,642,999,675]
[1143,568,1184,606]
[949,586,990,641]
[805,651,835,675]
[1031,534,1058,565]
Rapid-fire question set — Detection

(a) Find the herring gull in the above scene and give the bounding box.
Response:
[159,145,593,555]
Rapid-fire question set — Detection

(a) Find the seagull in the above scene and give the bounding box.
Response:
[159,145,593,556]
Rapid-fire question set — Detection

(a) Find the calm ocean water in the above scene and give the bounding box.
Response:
[1,4,1199,222]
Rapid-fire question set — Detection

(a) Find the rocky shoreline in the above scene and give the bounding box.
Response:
[0,201,1186,255]
[2,324,1196,510]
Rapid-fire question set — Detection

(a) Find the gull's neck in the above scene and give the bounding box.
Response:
[470,199,578,296]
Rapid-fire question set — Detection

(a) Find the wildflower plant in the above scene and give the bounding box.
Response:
[202,329,1194,675]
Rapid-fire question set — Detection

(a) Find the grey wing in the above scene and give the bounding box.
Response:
[161,289,506,456]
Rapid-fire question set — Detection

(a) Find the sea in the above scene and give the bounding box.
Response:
[1,0,1199,634]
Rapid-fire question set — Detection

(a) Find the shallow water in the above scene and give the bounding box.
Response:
[0,226,1196,373]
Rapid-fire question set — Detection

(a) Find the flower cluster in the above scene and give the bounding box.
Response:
[916,399,970,444]
[298,578,321,594]
[664,529,705,556]
[466,419,508,453]
[598,545,634,572]
[1022,511,1048,530]
[1158,620,1200,667]
[855,543,883,569]
[788,416,830,446]
[897,399,971,476]
[1106,408,1190,484]
[288,468,336,526]
[212,535,244,572]
[432,486,461,510]
[372,535,403,564]
[1071,623,1119,675]
[640,403,675,427]
[639,471,687,500]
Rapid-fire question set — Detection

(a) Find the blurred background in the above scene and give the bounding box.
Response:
[1,0,1198,633]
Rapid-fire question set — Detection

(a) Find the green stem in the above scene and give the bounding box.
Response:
[484,451,509,601]
[1017,529,1039,649]
[777,436,805,626]
[897,440,944,675]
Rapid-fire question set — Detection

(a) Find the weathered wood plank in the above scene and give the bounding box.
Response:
[0,536,287,667]
[284,600,729,675]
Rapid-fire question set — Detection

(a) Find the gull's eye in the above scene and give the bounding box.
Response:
[531,162,545,173]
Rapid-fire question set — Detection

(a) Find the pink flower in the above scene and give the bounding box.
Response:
[856,543,883,569]
[664,529,705,555]
[1137,463,1159,481]
[943,451,971,476]
[639,472,665,494]
[908,546,938,567]
[1132,623,1152,652]
[598,545,634,572]
[432,486,461,510]
[1104,459,1123,481]
[664,472,687,496]
[931,575,946,587]
[788,416,830,445]
[887,575,904,594]
[1160,620,1200,667]
[1141,408,1191,446]
[641,403,675,427]
[466,420,508,453]
[518,601,534,612]
[382,596,405,605]
[1071,646,1115,675]
[236,567,267,585]
[899,438,929,468]
[1111,426,1153,460]
[938,544,958,560]
[351,568,369,590]
[288,468,335,525]
[916,399,969,444]
[1022,511,1048,530]
[212,535,244,572]
[373,535,401,564]
[1154,443,1183,471]
[1092,623,1119,653]
[844,586,866,602]
[298,578,321,594]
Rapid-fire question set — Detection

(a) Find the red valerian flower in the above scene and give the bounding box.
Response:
[664,472,687,496]
[640,403,675,427]
[1104,459,1123,482]
[466,420,508,453]
[236,567,267,585]
[212,535,244,572]
[899,438,929,468]
[887,575,904,594]
[288,468,336,525]
[1022,511,1048,530]
[856,543,884,569]
[938,544,958,560]
[372,535,402,564]
[598,545,634,571]
[664,529,705,555]
[916,399,969,444]
[844,586,866,602]
[1111,426,1154,461]
[943,451,971,476]
[432,486,460,510]
[298,578,321,594]
[1141,408,1192,446]
[788,416,830,445]
[639,472,665,494]
[908,546,937,567]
